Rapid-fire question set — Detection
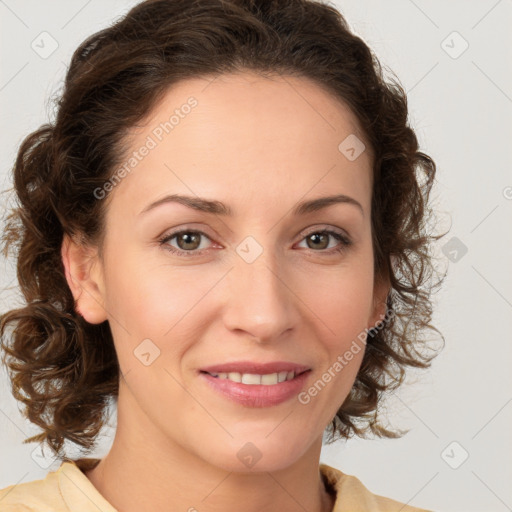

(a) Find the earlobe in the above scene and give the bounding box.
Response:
[61,233,108,324]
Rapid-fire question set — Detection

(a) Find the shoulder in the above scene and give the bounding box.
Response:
[0,458,109,512]
[0,468,61,512]
[319,463,434,512]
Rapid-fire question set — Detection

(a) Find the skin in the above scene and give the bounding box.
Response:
[61,71,389,512]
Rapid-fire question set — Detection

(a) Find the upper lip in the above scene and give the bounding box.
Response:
[199,361,311,375]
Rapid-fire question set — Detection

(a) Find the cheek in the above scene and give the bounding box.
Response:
[302,261,375,336]
[102,255,221,376]
[103,246,209,330]
[300,260,374,403]
[301,271,372,409]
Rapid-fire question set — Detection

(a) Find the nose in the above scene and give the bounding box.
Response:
[221,250,300,343]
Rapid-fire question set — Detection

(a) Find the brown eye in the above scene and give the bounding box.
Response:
[158,230,212,256]
[175,232,202,250]
[306,232,330,250]
[297,229,352,255]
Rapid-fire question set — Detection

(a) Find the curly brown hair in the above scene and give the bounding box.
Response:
[0,0,446,460]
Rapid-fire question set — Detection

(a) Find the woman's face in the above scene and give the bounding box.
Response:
[66,71,388,472]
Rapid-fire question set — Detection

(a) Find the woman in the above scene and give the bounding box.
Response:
[0,0,444,510]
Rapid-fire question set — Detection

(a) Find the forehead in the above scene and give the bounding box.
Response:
[141,71,368,151]
[107,71,372,220]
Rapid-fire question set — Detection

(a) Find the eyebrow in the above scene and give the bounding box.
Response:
[138,193,364,217]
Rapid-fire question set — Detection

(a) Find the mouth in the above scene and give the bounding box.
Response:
[199,369,310,386]
[198,368,312,407]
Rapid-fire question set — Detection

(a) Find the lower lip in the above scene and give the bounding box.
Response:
[199,371,311,408]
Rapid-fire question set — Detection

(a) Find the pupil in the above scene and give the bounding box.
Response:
[309,233,327,249]
[180,232,199,249]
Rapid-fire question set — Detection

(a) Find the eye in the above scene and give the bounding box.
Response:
[296,228,352,255]
[157,227,352,257]
[158,229,213,256]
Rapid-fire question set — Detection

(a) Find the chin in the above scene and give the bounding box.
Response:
[197,435,312,474]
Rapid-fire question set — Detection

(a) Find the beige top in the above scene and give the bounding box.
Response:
[0,458,433,511]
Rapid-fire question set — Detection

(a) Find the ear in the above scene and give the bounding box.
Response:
[61,232,108,324]
[368,273,391,329]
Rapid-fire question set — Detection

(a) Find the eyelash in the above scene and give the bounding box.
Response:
[157,227,352,257]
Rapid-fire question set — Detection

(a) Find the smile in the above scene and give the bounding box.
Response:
[199,369,311,407]
[204,370,299,385]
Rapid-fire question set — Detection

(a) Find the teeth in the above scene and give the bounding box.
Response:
[228,372,241,383]
[242,373,262,385]
[207,371,296,385]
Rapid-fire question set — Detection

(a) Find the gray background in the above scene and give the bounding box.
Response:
[1,1,511,511]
